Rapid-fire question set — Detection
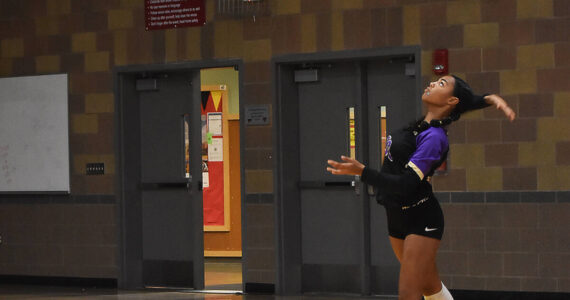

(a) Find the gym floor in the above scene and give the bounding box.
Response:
[0,258,398,299]
[0,284,397,300]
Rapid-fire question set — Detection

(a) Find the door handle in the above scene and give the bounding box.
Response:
[352,175,361,196]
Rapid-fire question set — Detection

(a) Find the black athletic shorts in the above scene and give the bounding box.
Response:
[384,193,444,240]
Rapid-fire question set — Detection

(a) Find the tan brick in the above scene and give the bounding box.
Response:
[518,93,554,118]
[1,38,24,58]
[464,23,499,48]
[226,20,243,58]
[245,170,273,193]
[108,9,133,30]
[537,117,570,142]
[538,166,570,190]
[343,9,371,50]
[273,0,301,14]
[517,43,555,69]
[185,27,201,60]
[85,93,114,113]
[519,142,555,166]
[447,0,481,25]
[331,12,344,50]
[485,143,518,167]
[482,0,517,22]
[213,20,243,59]
[467,167,502,191]
[537,68,570,92]
[165,29,177,62]
[432,169,467,191]
[483,47,517,71]
[332,0,363,10]
[301,14,317,53]
[421,50,432,77]
[554,92,570,117]
[243,39,271,62]
[556,141,570,165]
[449,48,482,73]
[301,0,332,13]
[73,154,98,175]
[420,2,447,27]
[35,17,59,36]
[517,0,553,18]
[72,114,98,134]
[213,21,229,58]
[72,32,97,53]
[46,0,70,15]
[403,5,420,45]
[84,51,109,72]
[499,20,535,46]
[272,16,302,55]
[468,252,503,276]
[0,58,12,76]
[437,252,468,275]
[500,69,537,95]
[450,144,485,168]
[421,24,463,50]
[466,120,502,143]
[503,167,537,190]
[35,55,60,73]
[113,30,127,65]
[462,109,484,121]
[120,0,144,8]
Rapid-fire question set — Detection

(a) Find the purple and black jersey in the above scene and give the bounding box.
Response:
[361,124,449,208]
[407,127,448,180]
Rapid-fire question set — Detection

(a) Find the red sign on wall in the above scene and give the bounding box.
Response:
[145,0,205,31]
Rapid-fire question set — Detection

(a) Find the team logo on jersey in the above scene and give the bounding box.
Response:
[385,135,393,162]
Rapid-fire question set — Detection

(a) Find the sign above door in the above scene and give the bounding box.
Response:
[145,0,206,31]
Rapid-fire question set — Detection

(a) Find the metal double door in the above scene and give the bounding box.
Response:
[297,59,417,294]
[137,72,204,288]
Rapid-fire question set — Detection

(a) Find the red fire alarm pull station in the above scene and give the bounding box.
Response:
[433,49,448,75]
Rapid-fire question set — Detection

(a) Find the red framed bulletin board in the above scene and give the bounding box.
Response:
[201,85,231,232]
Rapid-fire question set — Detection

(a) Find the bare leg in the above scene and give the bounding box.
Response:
[398,234,442,300]
[389,236,404,263]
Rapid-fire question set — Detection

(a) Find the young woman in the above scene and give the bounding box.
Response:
[326,75,516,300]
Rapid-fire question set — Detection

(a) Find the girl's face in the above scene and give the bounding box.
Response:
[422,75,458,108]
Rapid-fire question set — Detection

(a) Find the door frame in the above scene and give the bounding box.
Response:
[113,59,245,290]
[272,46,422,295]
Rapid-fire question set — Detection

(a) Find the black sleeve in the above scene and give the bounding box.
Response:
[360,166,421,196]
[470,93,492,110]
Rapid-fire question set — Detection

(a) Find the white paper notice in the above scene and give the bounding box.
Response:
[202,171,209,188]
[208,138,223,162]
[208,113,222,136]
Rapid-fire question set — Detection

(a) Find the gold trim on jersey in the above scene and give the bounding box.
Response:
[407,161,424,180]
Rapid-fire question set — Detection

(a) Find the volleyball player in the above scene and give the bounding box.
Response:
[326,75,515,300]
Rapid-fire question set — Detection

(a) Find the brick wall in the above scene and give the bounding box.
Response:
[0,0,568,293]
[0,197,117,278]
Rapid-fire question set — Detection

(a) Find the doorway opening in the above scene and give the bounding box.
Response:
[199,67,242,291]
[115,60,245,292]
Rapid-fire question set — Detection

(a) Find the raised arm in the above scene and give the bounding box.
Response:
[482,94,516,121]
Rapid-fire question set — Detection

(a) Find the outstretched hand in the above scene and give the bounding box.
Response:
[485,94,516,122]
[326,155,365,176]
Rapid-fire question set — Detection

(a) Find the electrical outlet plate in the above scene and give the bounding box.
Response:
[86,163,105,175]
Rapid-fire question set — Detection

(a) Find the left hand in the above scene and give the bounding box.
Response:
[485,94,516,122]
[326,155,365,176]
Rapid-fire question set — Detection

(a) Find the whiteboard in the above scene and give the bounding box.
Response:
[0,74,70,193]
